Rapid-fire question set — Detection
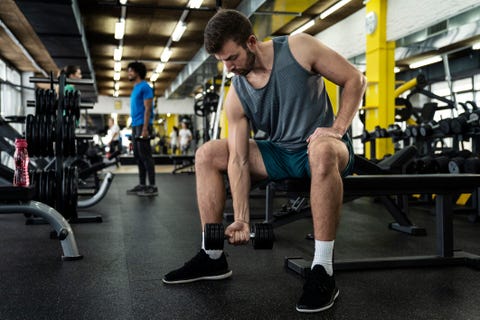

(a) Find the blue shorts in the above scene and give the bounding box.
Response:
[255,134,354,181]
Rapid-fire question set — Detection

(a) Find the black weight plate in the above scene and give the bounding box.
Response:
[45,116,53,157]
[69,166,78,219]
[204,223,224,250]
[70,116,76,156]
[35,89,41,114]
[31,115,39,157]
[74,91,80,119]
[38,116,46,157]
[58,168,68,219]
[25,114,34,156]
[62,116,68,157]
[42,171,49,204]
[252,224,274,250]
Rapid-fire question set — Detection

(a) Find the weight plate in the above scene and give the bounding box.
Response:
[25,114,34,156]
[69,116,76,156]
[204,223,225,250]
[252,223,274,250]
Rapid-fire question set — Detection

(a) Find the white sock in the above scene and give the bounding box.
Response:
[311,240,334,276]
[201,232,223,260]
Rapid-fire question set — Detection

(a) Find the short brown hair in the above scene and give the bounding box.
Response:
[204,9,253,54]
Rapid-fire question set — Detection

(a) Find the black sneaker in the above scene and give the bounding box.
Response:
[296,265,339,313]
[137,185,158,197]
[126,184,146,195]
[162,249,232,284]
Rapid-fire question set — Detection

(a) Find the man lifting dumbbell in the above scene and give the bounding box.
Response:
[163,9,366,313]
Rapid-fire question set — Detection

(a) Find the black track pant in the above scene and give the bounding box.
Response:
[132,125,155,186]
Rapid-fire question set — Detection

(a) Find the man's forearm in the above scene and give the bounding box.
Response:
[143,106,151,131]
[228,160,251,223]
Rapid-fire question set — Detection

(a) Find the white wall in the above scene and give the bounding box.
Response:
[387,0,479,41]
[315,0,480,59]
[90,95,195,115]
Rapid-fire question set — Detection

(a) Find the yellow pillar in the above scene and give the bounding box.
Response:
[220,86,230,139]
[166,114,178,154]
[324,79,338,114]
[365,0,395,159]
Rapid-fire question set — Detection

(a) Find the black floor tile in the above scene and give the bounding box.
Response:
[1,173,480,320]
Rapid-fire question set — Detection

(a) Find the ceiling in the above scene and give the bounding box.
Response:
[1,0,365,103]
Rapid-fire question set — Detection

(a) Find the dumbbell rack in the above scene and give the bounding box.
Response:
[28,72,102,223]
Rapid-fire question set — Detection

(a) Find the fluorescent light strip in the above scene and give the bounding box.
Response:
[320,0,352,19]
[114,82,120,91]
[115,18,125,40]
[113,72,120,81]
[114,61,122,72]
[119,0,128,4]
[172,22,187,42]
[291,20,315,35]
[161,48,172,63]
[155,63,166,73]
[187,0,203,8]
[409,56,442,69]
[114,46,123,61]
[473,42,480,50]
[150,73,159,82]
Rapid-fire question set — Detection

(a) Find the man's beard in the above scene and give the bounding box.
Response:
[237,50,256,76]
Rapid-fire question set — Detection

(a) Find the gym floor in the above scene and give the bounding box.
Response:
[1,171,480,320]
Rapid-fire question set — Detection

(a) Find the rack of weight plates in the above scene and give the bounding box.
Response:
[25,72,102,223]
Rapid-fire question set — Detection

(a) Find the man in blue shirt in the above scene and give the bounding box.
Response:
[126,61,157,196]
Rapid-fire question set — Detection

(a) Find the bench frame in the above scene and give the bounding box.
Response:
[272,174,480,273]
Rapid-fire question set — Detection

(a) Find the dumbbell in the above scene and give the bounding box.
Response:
[135,135,153,141]
[450,112,478,134]
[419,120,441,137]
[204,223,275,250]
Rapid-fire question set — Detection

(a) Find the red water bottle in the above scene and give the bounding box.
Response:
[13,138,30,187]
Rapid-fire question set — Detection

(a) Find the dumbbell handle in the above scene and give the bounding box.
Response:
[135,135,152,140]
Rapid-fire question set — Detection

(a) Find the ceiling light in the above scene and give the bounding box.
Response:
[150,72,159,82]
[291,20,315,35]
[114,61,122,72]
[113,90,119,97]
[161,48,172,63]
[119,0,128,4]
[115,18,125,40]
[187,0,203,8]
[114,46,123,61]
[409,56,442,69]
[155,63,166,73]
[394,67,401,73]
[113,72,121,81]
[114,82,120,90]
[473,42,480,50]
[172,22,187,42]
[320,0,352,19]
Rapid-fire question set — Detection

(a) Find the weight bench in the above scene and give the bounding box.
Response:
[0,186,83,261]
[285,174,480,275]
[265,146,424,235]
[169,155,195,174]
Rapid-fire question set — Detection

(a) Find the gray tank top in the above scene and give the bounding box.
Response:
[232,36,334,151]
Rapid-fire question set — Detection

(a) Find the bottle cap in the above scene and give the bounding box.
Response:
[15,138,28,148]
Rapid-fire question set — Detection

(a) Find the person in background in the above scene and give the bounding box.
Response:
[169,126,179,155]
[106,117,120,155]
[179,121,192,155]
[63,65,82,92]
[125,61,158,197]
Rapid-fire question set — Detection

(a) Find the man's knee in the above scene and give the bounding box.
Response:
[195,140,228,170]
[308,139,344,175]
